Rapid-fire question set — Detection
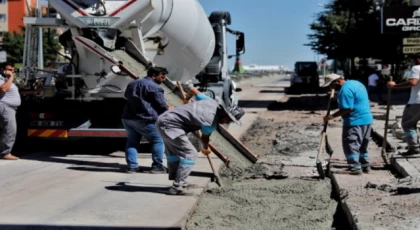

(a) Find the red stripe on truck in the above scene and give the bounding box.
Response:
[109,0,137,16]
[62,0,88,16]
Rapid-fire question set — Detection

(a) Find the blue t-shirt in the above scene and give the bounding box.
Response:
[337,80,373,126]
[194,93,217,135]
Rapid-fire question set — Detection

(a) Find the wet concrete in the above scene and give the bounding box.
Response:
[187,110,346,230]
[187,180,337,230]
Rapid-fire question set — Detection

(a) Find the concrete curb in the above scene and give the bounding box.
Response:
[391,157,420,178]
[371,121,420,179]
[327,126,400,230]
[330,174,361,230]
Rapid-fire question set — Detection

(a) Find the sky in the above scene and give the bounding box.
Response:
[41,0,330,70]
[199,0,330,70]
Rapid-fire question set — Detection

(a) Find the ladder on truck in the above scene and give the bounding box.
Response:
[22,0,43,81]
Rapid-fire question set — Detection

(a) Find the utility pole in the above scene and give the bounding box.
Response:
[36,0,43,70]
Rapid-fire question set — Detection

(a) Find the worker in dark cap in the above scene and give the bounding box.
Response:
[121,66,172,174]
[388,53,420,156]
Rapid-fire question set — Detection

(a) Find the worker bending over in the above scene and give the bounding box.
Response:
[387,53,420,156]
[156,88,245,195]
[322,74,373,175]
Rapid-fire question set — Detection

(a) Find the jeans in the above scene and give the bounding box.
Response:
[368,86,383,102]
[401,104,420,148]
[122,119,164,169]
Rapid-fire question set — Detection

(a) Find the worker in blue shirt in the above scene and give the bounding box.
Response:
[156,87,245,195]
[122,66,172,174]
[322,74,373,175]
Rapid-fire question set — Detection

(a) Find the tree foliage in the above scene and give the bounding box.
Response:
[2,31,25,65]
[2,27,61,66]
[306,0,412,66]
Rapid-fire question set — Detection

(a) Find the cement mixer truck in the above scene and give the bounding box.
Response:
[17,0,245,140]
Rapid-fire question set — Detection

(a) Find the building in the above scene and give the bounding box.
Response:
[0,0,49,36]
[241,64,291,73]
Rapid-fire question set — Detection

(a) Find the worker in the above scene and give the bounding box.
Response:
[367,69,384,103]
[156,88,245,195]
[121,66,171,174]
[322,73,373,175]
[387,53,420,156]
[0,63,41,160]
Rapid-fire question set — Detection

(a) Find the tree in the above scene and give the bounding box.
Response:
[306,0,412,78]
[1,27,62,66]
[2,31,25,64]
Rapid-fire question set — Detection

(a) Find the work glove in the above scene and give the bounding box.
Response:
[201,148,212,156]
[183,98,189,104]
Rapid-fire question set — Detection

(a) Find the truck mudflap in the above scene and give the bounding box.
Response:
[28,129,69,138]
[27,128,127,138]
[67,129,127,138]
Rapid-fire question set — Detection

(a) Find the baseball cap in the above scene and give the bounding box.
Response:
[321,73,343,88]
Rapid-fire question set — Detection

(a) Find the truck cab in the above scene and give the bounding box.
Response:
[291,62,319,87]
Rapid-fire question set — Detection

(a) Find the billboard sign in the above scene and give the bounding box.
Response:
[403,37,420,45]
[402,46,420,54]
[383,6,420,34]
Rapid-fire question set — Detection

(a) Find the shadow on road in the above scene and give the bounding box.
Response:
[105,182,170,194]
[105,180,208,195]
[0,225,180,230]
[239,94,339,111]
[259,90,285,94]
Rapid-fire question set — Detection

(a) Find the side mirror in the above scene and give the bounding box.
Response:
[236,32,245,55]
[235,87,242,92]
[111,65,122,74]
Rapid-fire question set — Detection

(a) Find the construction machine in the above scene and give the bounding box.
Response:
[286,61,321,94]
[18,0,246,140]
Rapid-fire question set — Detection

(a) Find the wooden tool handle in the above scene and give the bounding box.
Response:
[382,76,393,155]
[207,155,216,172]
[193,131,230,167]
[118,63,139,80]
[316,132,326,162]
[322,88,335,132]
[176,81,187,100]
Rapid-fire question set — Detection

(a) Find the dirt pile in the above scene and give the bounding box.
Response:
[365,177,420,195]
[240,118,321,159]
[187,111,341,230]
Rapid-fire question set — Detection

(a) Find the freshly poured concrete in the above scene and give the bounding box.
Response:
[187,104,342,229]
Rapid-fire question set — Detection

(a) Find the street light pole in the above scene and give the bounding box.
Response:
[380,0,385,34]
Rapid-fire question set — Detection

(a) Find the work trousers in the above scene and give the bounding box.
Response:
[156,127,197,186]
[368,86,383,102]
[401,104,420,149]
[0,105,17,155]
[121,119,165,169]
[342,124,372,170]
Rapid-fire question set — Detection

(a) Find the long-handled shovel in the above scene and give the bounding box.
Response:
[381,76,393,165]
[316,88,335,179]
